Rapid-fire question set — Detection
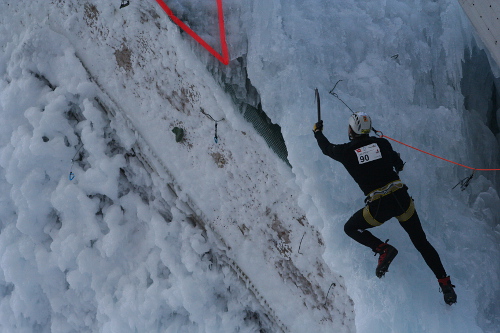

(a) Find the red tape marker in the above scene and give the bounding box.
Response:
[155,0,230,65]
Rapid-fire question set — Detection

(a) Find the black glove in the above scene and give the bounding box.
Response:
[313,120,323,133]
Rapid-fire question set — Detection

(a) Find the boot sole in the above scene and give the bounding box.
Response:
[441,285,457,305]
[376,248,398,278]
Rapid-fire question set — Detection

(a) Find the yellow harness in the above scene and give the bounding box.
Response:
[363,180,416,226]
[365,180,404,203]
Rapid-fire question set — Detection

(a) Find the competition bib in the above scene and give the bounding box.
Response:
[355,143,382,164]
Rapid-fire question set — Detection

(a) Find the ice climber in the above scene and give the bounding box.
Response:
[313,112,457,305]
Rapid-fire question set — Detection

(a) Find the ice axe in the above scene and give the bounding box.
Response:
[315,88,321,123]
[313,88,324,132]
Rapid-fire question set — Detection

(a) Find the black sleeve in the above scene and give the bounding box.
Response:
[314,131,344,161]
[314,131,331,155]
[394,152,404,173]
[385,139,404,173]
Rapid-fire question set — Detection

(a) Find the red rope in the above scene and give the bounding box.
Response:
[155,0,230,65]
[380,133,500,171]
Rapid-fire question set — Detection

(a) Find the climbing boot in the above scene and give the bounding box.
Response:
[374,240,398,278]
[438,276,457,305]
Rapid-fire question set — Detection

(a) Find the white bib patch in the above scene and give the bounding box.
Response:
[355,143,382,164]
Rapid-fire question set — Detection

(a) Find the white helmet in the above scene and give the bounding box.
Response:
[348,112,372,135]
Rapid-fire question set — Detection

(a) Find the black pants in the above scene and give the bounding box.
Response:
[344,188,447,279]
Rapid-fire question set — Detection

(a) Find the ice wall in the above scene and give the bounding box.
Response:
[240,1,500,332]
[190,0,500,331]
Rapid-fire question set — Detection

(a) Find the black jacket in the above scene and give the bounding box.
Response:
[315,131,404,195]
